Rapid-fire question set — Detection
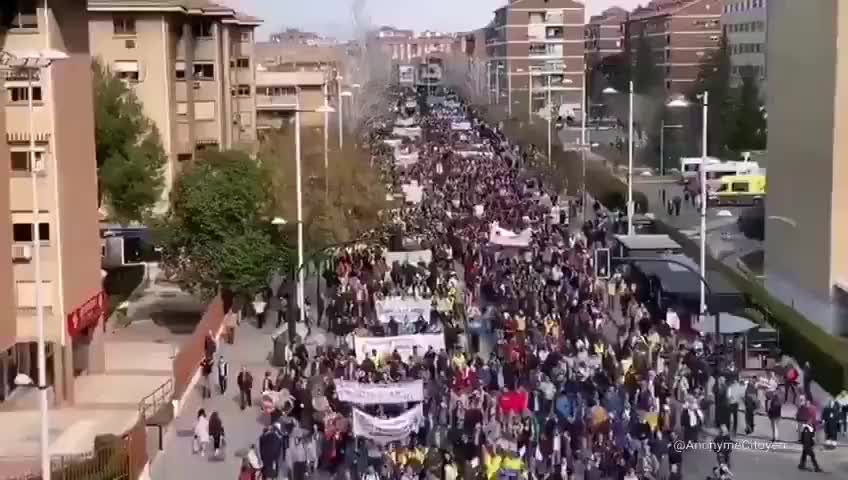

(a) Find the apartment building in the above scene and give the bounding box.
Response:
[585,7,627,60]
[87,0,262,198]
[625,0,722,93]
[721,0,767,91]
[254,41,339,130]
[764,0,848,335]
[373,26,455,63]
[485,0,585,117]
[1,0,104,404]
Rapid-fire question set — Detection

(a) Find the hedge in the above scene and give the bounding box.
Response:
[653,219,848,395]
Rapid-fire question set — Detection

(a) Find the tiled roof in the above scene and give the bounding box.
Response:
[87,0,257,19]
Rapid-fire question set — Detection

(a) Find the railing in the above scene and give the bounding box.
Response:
[256,95,298,108]
[138,377,174,421]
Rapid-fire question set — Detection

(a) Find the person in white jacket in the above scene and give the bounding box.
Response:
[193,408,210,456]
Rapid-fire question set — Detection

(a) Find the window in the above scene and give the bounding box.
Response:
[238,112,252,127]
[16,281,53,309]
[10,149,43,172]
[176,102,188,117]
[7,86,42,103]
[665,65,671,74]
[192,21,213,39]
[13,223,50,243]
[232,57,250,69]
[240,30,252,42]
[193,62,215,80]
[665,80,672,90]
[9,0,38,29]
[731,182,749,193]
[113,61,140,82]
[194,101,216,121]
[113,16,136,35]
[235,85,251,97]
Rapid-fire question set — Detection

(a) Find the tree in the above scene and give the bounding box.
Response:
[155,150,292,298]
[692,34,734,156]
[727,67,767,151]
[633,36,660,94]
[259,125,388,251]
[93,61,166,223]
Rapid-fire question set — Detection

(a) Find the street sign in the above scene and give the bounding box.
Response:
[594,248,611,279]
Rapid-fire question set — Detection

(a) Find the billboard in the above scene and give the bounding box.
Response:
[398,65,415,86]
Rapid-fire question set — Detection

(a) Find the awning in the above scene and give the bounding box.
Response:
[694,313,758,335]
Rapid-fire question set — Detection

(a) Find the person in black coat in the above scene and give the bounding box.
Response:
[259,425,284,479]
[798,421,822,472]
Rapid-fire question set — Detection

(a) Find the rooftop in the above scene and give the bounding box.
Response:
[87,0,262,24]
[628,0,706,21]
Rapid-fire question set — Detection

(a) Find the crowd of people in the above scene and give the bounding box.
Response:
[189,88,844,480]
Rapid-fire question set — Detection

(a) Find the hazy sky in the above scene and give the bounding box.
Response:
[222,0,644,41]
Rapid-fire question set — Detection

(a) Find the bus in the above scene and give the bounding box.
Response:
[678,157,721,185]
[688,161,761,196]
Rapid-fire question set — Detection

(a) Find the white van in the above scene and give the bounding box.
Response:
[679,157,721,185]
[689,161,761,195]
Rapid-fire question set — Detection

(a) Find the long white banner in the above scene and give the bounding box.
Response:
[392,127,422,139]
[489,224,533,247]
[352,404,423,444]
[354,333,445,362]
[395,117,417,127]
[451,121,471,131]
[383,249,432,266]
[335,379,424,404]
[394,150,419,167]
[375,296,432,324]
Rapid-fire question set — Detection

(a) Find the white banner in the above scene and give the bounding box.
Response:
[401,182,424,204]
[451,121,471,131]
[395,117,416,127]
[383,138,402,148]
[354,333,445,362]
[392,127,422,139]
[457,150,494,158]
[394,150,419,167]
[352,404,423,444]
[383,249,432,266]
[489,224,533,247]
[375,297,432,324]
[335,379,424,404]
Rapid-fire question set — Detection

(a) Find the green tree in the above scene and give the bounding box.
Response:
[692,34,734,156]
[727,67,767,151]
[93,61,166,223]
[259,125,388,250]
[633,36,660,94]
[156,150,292,298]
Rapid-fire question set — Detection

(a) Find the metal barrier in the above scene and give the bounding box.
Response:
[138,377,174,421]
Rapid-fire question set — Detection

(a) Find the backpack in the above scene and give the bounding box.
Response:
[785,368,799,382]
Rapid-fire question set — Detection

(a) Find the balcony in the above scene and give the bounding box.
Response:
[256,95,298,110]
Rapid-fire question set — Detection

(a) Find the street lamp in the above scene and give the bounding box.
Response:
[515,67,533,123]
[659,122,684,176]
[1,47,67,480]
[667,92,709,317]
[487,62,492,105]
[546,74,553,165]
[507,66,514,118]
[496,64,504,106]
[291,101,335,330]
[602,82,635,235]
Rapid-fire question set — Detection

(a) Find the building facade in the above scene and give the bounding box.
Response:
[373,26,455,63]
[764,0,848,335]
[585,7,627,60]
[1,0,104,404]
[87,0,261,200]
[485,0,586,117]
[721,0,767,91]
[625,0,722,93]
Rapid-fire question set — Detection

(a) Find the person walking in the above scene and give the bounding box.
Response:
[767,391,782,442]
[743,378,758,435]
[193,409,210,456]
[802,361,814,402]
[237,366,254,410]
[712,425,733,467]
[217,356,229,395]
[798,420,822,472]
[200,356,213,399]
[208,411,225,458]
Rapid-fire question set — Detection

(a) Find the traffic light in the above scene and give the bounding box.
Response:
[594,248,611,279]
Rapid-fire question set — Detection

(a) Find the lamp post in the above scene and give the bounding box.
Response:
[659,121,684,176]
[523,68,532,123]
[507,65,513,118]
[336,74,344,149]
[667,92,709,317]
[496,63,504,106]
[487,62,492,105]
[546,74,552,165]
[287,101,336,330]
[1,47,68,480]
[580,68,587,222]
[602,82,635,235]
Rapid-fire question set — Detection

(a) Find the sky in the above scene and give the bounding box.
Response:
[221,0,643,41]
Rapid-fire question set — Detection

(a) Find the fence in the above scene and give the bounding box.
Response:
[172,293,226,399]
[138,377,174,421]
[0,416,147,480]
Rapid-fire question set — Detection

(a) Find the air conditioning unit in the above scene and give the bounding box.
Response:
[12,245,32,261]
[125,39,136,49]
